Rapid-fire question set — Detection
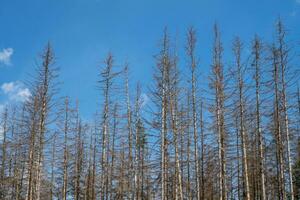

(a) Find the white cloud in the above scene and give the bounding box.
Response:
[141,93,149,107]
[297,0,300,4]
[0,82,30,141]
[17,88,31,100]
[0,48,13,66]
[1,81,31,102]
[2,82,15,93]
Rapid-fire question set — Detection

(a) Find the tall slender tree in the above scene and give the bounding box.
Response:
[271,45,286,199]
[232,37,250,200]
[186,27,201,200]
[211,24,227,200]
[251,36,266,200]
[276,19,294,200]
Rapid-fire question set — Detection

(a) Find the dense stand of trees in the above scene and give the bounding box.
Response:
[0,19,299,200]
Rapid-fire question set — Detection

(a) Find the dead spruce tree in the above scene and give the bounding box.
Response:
[134,83,148,200]
[251,35,266,200]
[275,19,294,200]
[0,107,8,199]
[0,19,300,200]
[152,29,170,200]
[186,27,201,200]
[99,54,113,200]
[62,97,69,200]
[232,37,250,200]
[49,133,56,200]
[98,53,120,199]
[73,101,85,200]
[271,45,286,199]
[124,64,134,199]
[168,43,183,200]
[109,103,118,199]
[210,24,227,200]
[26,43,57,200]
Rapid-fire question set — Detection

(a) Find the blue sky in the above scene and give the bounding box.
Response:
[0,0,299,118]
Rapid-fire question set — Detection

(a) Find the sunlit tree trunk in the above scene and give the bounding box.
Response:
[272,46,286,200]
[186,27,201,200]
[186,92,192,200]
[62,97,69,200]
[160,30,169,200]
[0,108,8,199]
[36,43,54,200]
[124,64,134,199]
[134,84,141,200]
[276,20,294,200]
[26,97,39,200]
[169,55,183,200]
[211,24,227,200]
[109,104,118,199]
[50,134,56,200]
[232,37,250,200]
[74,101,84,200]
[99,54,114,199]
[200,101,205,200]
[252,36,266,200]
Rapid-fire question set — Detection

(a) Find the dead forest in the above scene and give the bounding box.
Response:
[0,19,300,200]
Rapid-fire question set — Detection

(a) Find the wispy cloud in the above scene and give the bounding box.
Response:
[141,93,149,107]
[0,81,30,141]
[1,81,31,102]
[297,0,300,4]
[0,48,13,66]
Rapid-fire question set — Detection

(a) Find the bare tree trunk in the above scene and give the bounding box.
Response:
[62,97,69,200]
[272,47,286,200]
[74,102,83,200]
[26,97,39,200]
[110,104,118,200]
[276,20,294,200]
[36,44,54,200]
[169,72,183,200]
[124,65,134,199]
[85,135,93,200]
[252,36,266,200]
[186,27,201,200]
[134,84,141,200]
[74,102,79,200]
[233,38,250,200]
[235,114,241,200]
[12,109,21,200]
[212,24,227,200]
[18,106,26,200]
[160,30,169,200]
[200,101,205,200]
[1,108,8,199]
[50,134,56,200]
[99,54,114,199]
[91,136,96,200]
[120,141,125,199]
[186,92,192,200]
